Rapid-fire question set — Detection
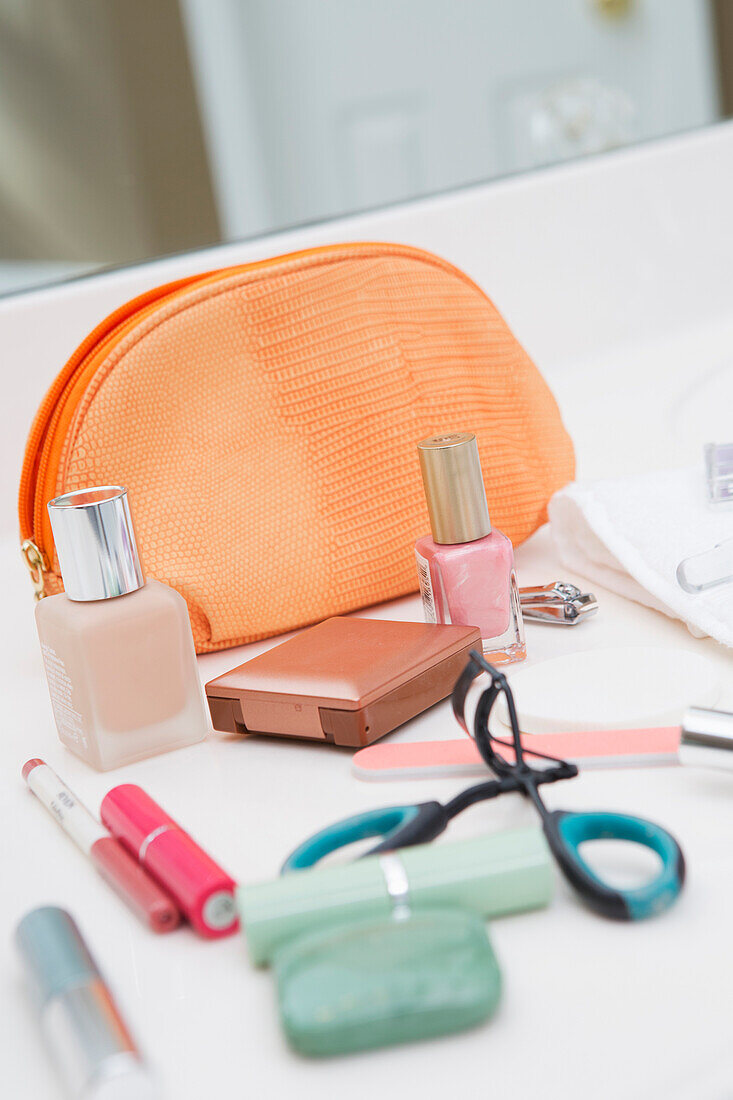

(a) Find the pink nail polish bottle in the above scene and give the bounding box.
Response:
[415,432,526,664]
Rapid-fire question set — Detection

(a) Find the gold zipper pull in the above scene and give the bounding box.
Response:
[21,539,48,601]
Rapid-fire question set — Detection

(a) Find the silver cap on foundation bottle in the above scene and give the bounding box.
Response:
[417,432,491,545]
[47,486,145,602]
[679,707,733,770]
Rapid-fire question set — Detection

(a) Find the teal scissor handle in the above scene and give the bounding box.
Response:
[543,810,685,921]
[281,802,448,874]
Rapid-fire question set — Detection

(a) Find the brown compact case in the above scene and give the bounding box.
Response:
[205,617,481,747]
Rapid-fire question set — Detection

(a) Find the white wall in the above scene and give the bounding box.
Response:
[181,0,718,239]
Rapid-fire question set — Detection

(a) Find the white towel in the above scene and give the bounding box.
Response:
[548,467,733,647]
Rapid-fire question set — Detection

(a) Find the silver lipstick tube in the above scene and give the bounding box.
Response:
[16,906,159,1099]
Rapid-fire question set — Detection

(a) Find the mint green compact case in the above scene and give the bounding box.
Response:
[273,908,501,1057]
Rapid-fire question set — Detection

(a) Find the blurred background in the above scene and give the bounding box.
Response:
[0,0,730,296]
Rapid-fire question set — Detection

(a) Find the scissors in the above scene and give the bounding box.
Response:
[283,651,685,921]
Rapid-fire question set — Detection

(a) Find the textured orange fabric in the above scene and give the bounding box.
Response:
[20,242,574,652]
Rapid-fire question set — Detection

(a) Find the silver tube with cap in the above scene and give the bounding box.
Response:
[16,906,159,1099]
[680,706,733,770]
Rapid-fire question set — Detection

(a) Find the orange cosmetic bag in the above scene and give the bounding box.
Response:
[19,242,574,653]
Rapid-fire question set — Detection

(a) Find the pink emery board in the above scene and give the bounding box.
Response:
[351,726,681,781]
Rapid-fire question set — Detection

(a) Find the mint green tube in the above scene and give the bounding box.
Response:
[239,827,552,965]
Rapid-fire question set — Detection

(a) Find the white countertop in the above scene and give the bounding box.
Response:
[4,312,733,1100]
[5,125,733,1099]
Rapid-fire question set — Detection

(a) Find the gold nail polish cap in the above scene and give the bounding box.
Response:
[417,432,491,545]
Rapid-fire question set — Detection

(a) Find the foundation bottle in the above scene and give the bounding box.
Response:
[35,486,209,770]
[415,433,526,664]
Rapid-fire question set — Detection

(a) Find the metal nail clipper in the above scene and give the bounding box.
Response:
[518,582,598,625]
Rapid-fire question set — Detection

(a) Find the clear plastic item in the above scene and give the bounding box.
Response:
[675,444,733,594]
[704,442,733,508]
[676,537,733,594]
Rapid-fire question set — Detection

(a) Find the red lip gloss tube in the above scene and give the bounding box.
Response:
[23,759,180,935]
[101,784,239,939]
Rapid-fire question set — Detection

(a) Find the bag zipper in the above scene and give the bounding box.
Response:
[18,241,486,598]
[20,539,48,601]
[18,273,203,597]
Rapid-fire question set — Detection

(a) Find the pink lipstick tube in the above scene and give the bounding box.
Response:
[101,784,239,939]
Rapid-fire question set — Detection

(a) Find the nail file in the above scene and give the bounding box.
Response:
[351,726,681,781]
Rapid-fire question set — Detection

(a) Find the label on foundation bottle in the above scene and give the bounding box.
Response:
[40,644,87,750]
[415,550,437,624]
